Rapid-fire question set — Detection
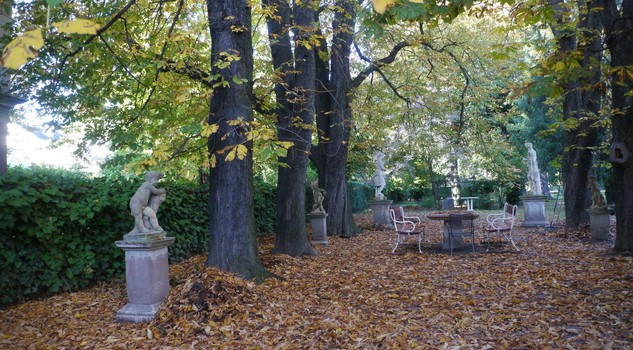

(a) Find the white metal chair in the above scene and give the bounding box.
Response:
[389,207,424,253]
[447,212,476,255]
[483,202,519,251]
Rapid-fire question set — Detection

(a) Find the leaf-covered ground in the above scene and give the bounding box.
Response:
[2,211,632,349]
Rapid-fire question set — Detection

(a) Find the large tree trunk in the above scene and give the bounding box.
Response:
[550,0,603,228]
[604,0,633,252]
[205,0,272,282]
[311,0,357,236]
[264,0,317,256]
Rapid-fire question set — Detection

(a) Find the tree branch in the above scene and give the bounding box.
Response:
[351,41,411,89]
[375,68,411,104]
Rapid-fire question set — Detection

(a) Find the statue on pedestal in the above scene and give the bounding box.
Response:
[310,179,326,213]
[129,171,166,234]
[372,151,386,200]
[525,142,542,196]
[588,176,606,209]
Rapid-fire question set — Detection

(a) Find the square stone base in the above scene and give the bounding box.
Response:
[116,302,163,323]
[520,195,549,227]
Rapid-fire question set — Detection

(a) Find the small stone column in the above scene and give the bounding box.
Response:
[587,208,610,241]
[520,195,549,227]
[369,199,393,228]
[115,232,175,323]
[308,211,328,245]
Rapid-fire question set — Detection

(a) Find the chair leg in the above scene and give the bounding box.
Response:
[506,232,519,251]
[392,235,400,253]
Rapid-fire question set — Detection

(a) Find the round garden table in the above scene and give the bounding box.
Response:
[426,211,479,250]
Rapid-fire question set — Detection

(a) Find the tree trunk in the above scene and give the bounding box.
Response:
[448,149,461,207]
[604,0,633,252]
[311,0,358,236]
[264,0,317,256]
[549,0,603,228]
[205,0,272,282]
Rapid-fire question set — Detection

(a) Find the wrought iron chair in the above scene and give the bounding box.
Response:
[447,212,476,255]
[389,207,424,253]
[483,202,519,251]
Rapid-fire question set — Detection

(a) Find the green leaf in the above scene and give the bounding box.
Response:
[46,0,64,6]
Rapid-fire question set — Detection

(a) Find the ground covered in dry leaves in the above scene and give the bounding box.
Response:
[1,211,632,349]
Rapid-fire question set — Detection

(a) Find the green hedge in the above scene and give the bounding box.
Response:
[348,181,374,213]
[0,168,282,306]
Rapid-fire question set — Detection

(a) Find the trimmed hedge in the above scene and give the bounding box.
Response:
[0,167,277,306]
[348,181,374,213]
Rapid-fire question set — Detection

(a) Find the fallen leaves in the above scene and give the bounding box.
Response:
[0,211,632,349]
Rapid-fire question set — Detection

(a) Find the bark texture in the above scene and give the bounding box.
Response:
[604,0,633,252]
[549,0,603,228]
[263,0,317,256]
[205,0,271,282]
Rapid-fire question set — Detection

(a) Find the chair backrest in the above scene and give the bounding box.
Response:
[503,203,518,228]
[392,206,405,221]
[503,202,517,218]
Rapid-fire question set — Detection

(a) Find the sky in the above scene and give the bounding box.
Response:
[7,109,110,175]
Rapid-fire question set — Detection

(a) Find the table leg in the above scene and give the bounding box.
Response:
[442,220,465,250]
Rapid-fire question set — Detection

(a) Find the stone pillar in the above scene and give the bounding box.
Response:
[369,199,393,228]
[115,233,175,323]
[587,208,610,241]
[308,211,328,245]
[520,195,549,227]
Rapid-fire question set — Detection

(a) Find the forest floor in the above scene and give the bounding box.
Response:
[1,210,631,349]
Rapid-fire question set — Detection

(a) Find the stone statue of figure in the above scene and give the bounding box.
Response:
[372,151,386,200]
[525,142,542,196]
[588,176,606,208]
[129,171,166,234]
[310,179,326,213]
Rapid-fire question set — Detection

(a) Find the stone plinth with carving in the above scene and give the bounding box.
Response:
[308,211,328,245]
[587,207,610,241]
[115,233,175,323]
[369,199,393,228]
[520,195,548,227]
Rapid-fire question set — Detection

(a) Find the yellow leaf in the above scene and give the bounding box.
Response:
[225,146,237,161]
[1,29,44,69]
[53,19,101,35]
[201,123,219,137]
[554,61,565,72]
[278,141,294,149]
[236,144,248,160]
[372,0,396,14]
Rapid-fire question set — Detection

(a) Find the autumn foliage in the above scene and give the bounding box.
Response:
[1,212,632,348]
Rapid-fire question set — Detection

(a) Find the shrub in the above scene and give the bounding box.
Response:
[348,181,374,213]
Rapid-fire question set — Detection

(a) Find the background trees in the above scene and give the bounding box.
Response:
[4,0,633,273]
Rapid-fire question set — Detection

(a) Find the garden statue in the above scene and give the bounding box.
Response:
[373,151,386,200]
[129,171,166,234]
[588,176,606,208]
[311,179,326,213]
[525,142,542,196]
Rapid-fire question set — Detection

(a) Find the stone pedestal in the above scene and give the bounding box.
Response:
[587,207,610,241]
[369,200,393,228]
[520,195,549,227]
[308,211,328,245]
[115,232,175,323]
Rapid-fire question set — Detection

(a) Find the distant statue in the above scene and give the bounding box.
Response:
[372,151,386,200]
[540,173,552,198]
[129,171,166,234]
[311,179,326,213]
[525,142,542,196]
[588,176,606,208]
